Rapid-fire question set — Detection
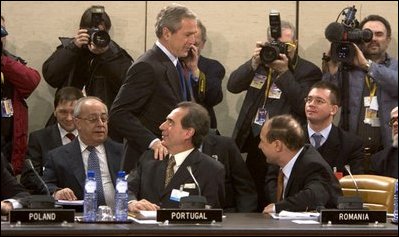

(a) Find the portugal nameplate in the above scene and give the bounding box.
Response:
[10,209,75,224]
[320,209,386,224]
[157,209,223,224]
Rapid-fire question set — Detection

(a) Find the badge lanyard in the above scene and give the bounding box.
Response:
[365,75,377,101]
[261,69,273,108]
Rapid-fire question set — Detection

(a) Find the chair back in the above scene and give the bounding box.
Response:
[339,174,396,212]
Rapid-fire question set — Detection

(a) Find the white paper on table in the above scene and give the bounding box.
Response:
[270,210,319,220]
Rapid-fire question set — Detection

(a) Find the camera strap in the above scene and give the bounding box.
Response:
[365,75,377,98]
[262,69,273,108]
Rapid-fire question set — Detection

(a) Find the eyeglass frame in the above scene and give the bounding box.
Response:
[76,113,108,124]
[388,116,398,127]
[304,96,331,105]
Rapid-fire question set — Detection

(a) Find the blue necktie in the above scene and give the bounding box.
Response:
[87,146,106,206]
[312,133,323,149]
[176,61,188,101]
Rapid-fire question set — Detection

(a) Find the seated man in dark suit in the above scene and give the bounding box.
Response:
[202,133,258,212]
[43,97,123,209]
[1,154,30,215]
[128,102,225,211]
[20,87,84,194]
[369,106,398,178]
[260,115,342,214]
[304,81,365,175]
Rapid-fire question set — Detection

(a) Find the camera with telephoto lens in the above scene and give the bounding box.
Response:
[87,6,110,48]
[325,6,373,64]
[260,10,288,64]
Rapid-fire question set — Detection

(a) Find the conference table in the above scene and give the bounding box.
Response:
[1,213,398,236]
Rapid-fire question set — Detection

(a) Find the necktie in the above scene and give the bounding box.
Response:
[164,155,176,188]
[312,133,323,149]
[176,61,188,101]
[66,133,75,141]
[276,169,284,202]
[87,146,106,205]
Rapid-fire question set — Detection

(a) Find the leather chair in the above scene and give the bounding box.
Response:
[339,174,396,212]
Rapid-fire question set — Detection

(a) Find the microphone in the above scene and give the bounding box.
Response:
[325,22,345,42]
[337,165,363,209]
[179,166,207,209]
[24,159,55,208]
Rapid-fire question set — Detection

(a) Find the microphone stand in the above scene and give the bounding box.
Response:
[179,166,207,209]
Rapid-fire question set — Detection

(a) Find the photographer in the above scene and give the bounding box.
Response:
[227,18,321,211]
[1,15,41,175]
[323,15,398,160]
[42,5,133,127]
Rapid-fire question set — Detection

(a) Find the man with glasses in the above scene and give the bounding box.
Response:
[304,81,364,176]
[227,20,321,210]
[43,97,123,209]
[20,87,83,194]
[369,106,398,178]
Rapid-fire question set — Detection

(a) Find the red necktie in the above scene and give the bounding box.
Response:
[66,133,75,141]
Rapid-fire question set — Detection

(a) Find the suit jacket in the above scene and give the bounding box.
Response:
[1,155,30,201]
[202,134,257,212]
[305,125,365,175]
[109,45,184,172]
[20,124,63,193]
[192,55,225,129]
[128,149,225,209]
[43,138,123,200]
[274,145,342,212]
[227,57,321,151]
[369,146,398,178]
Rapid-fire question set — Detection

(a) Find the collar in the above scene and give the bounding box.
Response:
[282,146,304,179]
[307,123,332,140]
[172,148,195,168]
[155,40,178,66]
[57,123,78,138]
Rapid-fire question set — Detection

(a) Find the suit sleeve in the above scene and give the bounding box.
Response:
[227,59,256,93]
[42,150,60,194]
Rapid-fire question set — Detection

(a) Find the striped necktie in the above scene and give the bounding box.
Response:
[87,146,106,206]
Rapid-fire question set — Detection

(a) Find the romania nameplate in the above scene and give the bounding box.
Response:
[157,209,223,224]
[320,209,386,224]
[10,209,75,224]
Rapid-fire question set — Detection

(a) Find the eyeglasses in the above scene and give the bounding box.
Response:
[77,114,108,124]
[304,96,328,105]
[389,116,398,127]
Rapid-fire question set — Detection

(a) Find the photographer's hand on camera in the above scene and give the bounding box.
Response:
[251,41,264,70]
[268,53,289,75]
[322,50,340,75]
[73,29,90,48]
[88,42,109,55]
[352,43,370,72]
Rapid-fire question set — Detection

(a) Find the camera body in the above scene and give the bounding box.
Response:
[327,6,372,64]
[260,10,288,64]
[87,6,110,48]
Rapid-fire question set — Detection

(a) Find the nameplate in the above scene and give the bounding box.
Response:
[10,209,75,224]
[320,209,386,224]
[157,209,223,224]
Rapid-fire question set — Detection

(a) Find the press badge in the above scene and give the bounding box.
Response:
[254,108,268,126]
[170,188,189,202]
[250,73,266,89]
[363,96,378,110]
[268,83,282,99]
[1,99,13,117]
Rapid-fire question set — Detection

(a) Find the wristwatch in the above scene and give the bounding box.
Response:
[365,59,373,72]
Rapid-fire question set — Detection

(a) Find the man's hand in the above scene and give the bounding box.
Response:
[88,43,109,55]
[268,53,289,75]
[353,43,369,70]
[128,199,160,212]
[1,201,13,215]
[262,203,275,214]
[183,45,200,73]
[73,29,90,48]
[251,41,264,70]
[150,140,168,160]
[54,188,77,201]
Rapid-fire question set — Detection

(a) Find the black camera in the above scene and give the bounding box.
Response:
[260,10,288,64]
[325,6,372,64]
[87,6,110,48]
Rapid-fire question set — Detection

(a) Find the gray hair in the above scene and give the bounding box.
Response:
[267,20,296,42]
[73,96,107,117]
[155,3,197,38]
[197,19,207,43]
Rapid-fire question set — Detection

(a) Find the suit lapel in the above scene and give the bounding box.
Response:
[50,124,63,147]
[104,139,119,185]
[285,146,308,196]
[67,139,86,191]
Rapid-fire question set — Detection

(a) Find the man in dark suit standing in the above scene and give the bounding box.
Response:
[202,133,258,212]
[227,20,321,211]
[181,20,225,132]
[259,115,342,214]
[43,97,122,209]
[128,102,225,211]
[304,81,365,175]
[20,87,83,194]
[109,4,198,172]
